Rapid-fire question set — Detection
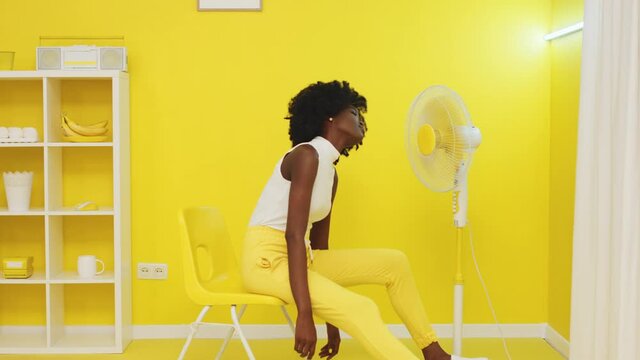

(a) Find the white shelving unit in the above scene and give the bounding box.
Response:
[0,70,131,353]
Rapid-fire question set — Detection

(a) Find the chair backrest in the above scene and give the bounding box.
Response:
[179,206,243,295]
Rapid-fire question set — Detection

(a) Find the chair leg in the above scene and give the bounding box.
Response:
[215,304,248,360]
[178,305,211,360]
[231,304,256,360]
[280,305,295,335]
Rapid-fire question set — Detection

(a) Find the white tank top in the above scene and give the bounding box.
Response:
[248,136,340,234]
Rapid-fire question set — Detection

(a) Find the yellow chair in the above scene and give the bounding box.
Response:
[178,206,295,360]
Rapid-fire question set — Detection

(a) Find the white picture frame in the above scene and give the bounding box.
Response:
[198,0,261,11]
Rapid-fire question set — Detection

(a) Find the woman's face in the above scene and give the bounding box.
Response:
[333,106,365,144]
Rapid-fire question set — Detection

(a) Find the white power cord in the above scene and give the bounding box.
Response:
[467,220,513,360]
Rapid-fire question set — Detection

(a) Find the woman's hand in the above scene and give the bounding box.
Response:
[295,313,317,359]
[319,322,340,359]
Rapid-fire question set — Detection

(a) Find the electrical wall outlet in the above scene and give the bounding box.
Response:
[137,263,152,279]
[152,263,168,279]
[137,262,168,280]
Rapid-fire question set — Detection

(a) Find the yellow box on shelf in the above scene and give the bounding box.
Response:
[2,256,34,279]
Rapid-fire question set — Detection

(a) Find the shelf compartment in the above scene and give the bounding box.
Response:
[0,79,44,141]
[0,147,45,210]
[0,216,46,275]
[47,215,114,280]
[45,78,113,144]
[0,284,47,349]
[48,283,115,349]
[46,146,113,210]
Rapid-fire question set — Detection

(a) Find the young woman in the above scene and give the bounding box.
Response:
[241,81,486,360]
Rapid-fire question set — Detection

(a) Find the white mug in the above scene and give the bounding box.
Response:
[77,255,105,278]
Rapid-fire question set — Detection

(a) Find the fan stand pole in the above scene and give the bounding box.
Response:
[453,227,464,356]
[452,177,468,357]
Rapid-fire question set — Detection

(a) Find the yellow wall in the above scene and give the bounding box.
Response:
[548,0,583,341]
[0,0,553,327]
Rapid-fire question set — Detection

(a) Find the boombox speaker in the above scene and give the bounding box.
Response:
[37,46,127,71]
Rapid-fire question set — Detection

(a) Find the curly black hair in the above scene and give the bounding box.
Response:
[285,80,368,158]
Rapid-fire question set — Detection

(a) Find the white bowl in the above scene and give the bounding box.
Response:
[22,127,38,141]
[8,127,22,139]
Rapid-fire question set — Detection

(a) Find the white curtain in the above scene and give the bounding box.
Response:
[570,0,640,359]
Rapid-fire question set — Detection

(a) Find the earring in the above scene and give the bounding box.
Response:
[329,117,334,122]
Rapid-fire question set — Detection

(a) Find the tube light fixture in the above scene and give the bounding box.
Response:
[544,22,584,41]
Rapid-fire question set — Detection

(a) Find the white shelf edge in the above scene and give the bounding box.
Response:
[0,70,127,79]
[45,142,113,147]
[0,271,46,284]
[46,207,114,216]
[0,142,44,147]
[0,208,45,216]
[49,271,115,284]
[0,207,115,216]
[0,72,43,80]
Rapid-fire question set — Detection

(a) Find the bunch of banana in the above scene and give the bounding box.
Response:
[61,113,109,142]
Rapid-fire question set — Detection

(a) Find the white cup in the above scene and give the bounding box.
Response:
[77,255,105,278]
[3,171,33,212]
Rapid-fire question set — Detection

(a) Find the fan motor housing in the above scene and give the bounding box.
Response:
[417,124,437,155]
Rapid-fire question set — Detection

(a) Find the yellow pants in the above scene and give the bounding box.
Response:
[241,225,438,360]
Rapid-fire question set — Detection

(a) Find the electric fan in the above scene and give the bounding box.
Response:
[405,85,482,356]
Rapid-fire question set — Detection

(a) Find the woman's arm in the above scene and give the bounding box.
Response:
[283,145,319,359]
[309,171,338,250]
[310,172,341,359]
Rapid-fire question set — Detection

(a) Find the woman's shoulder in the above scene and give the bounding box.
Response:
[285,143,318,164]
[279,143,319,181]
[285,141,319,159]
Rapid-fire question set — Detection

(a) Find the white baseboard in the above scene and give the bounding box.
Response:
[544,325,569,358]
[132,323,548,340]
[0,323,570,358]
